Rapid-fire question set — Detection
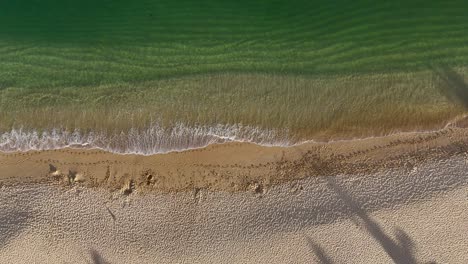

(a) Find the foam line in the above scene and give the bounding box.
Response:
[0,123,292,155]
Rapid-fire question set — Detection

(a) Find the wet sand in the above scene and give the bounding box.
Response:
[1,123,468,193]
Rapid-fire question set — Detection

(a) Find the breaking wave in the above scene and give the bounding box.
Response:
[0,123,293,155]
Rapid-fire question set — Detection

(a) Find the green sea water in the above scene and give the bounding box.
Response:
[0,0,467,153]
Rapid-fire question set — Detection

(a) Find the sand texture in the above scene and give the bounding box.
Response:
[0,152,466,263]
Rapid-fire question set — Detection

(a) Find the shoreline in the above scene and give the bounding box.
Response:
[1,124,467,193]
[1,112,459,154]
[2,69,467,149]
[1,113,467,156]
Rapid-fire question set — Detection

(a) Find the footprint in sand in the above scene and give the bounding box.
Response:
[49,164,62,177]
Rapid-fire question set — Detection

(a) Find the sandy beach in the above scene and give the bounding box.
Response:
[0,124,467,263]
[0,142,467,263]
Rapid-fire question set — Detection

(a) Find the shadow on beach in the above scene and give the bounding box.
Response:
[0,209,31,249]
[89,249,111,264]
[431,64,468,109]
[305,236,334,264]
[306,178,436,264]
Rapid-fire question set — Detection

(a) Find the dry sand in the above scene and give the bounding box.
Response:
[0,124,467,263]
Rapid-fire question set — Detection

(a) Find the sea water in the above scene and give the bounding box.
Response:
[0,0,467,153]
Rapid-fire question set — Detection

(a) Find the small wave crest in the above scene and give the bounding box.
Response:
[0,123,292,155]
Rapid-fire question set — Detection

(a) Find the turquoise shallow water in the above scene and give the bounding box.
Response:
[0,1,467,153]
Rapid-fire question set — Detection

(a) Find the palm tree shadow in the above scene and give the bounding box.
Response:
[306,178,437,264]
[431,64,468,109]
[89,249,111,264]
[0,210,31,249]
[326,178,426,264]
[305,236,334,264]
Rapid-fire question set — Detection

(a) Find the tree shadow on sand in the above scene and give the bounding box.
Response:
[306,178,436,264]
[431,64,468,109]
[0,210,31,249]
[305,236,334,264]
[89,249,111,264]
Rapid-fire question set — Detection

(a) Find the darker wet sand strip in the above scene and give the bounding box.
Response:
[0,125,467,193]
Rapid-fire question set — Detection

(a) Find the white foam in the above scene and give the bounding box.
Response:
[0,123,292,155]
